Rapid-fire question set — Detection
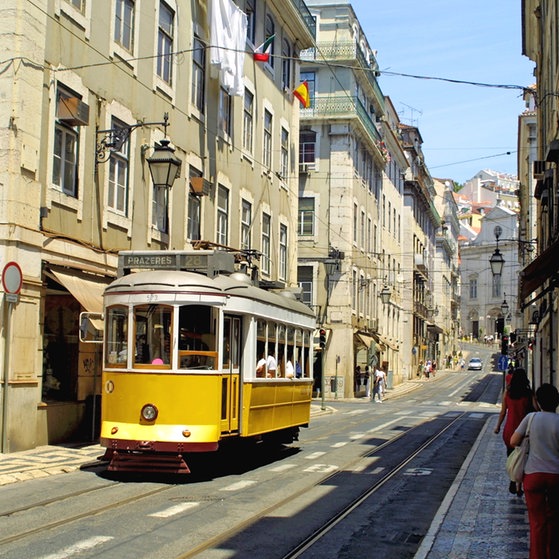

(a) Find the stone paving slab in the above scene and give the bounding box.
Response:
[0,443,104,486]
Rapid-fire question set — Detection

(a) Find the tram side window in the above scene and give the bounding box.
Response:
[177,305,217,370]
[105,306,128,366]
[178,305,215,351]
[134,305,172,366]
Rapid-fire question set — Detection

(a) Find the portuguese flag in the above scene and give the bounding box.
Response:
[253,35,275,62]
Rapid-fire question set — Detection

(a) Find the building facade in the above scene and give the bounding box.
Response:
[521,0,558,389]
[460,206,521,342]
[297,1,404,397]
[296,1,457,395]
[0,0,315,451]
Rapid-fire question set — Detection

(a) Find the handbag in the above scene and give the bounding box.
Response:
[506,413,535,483]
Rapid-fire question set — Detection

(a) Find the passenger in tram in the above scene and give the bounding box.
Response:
[285,355,295,378]
[266,352,277,378]
[256,353,267,377]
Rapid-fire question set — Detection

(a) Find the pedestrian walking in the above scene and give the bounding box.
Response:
[364,365,371,398]
[494,368,536,495]
[354,365,361,395]
[372,367,386,403]
[511,384,559,559]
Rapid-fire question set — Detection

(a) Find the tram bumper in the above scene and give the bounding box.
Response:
[101,439,219,474]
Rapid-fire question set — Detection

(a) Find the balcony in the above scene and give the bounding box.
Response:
[301,95,383,149]
[300,41,384,112]
[276,0,315,45]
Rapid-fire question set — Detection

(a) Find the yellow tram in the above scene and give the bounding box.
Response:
[100,251,316,473]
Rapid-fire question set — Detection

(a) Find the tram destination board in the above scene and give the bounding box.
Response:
[118,250,235,276]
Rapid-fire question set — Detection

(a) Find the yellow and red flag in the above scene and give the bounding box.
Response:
[293,81,310,108]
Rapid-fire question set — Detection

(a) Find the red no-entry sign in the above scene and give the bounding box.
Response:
[2,261,23,298]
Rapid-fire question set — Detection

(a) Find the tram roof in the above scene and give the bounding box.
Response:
[105,270,315,319]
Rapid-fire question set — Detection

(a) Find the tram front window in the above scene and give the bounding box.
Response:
[105,306,128,366]
[134,305,172,366]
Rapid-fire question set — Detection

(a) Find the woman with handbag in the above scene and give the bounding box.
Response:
[511,384,559,559]
[494,368,536,495]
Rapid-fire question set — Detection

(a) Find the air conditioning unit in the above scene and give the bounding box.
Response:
[533,160,546,179]
[57,97,90,126]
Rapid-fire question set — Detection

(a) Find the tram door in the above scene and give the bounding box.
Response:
[220,316,241,433]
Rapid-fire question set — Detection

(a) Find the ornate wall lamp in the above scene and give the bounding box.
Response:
[95,112,181,190]
[379,278,391,305]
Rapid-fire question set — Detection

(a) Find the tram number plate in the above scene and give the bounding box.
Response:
[180,254,208,270]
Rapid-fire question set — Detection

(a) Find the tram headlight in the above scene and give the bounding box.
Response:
[141,403,158,421]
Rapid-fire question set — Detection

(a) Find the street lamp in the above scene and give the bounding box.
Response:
[96,112,181,191]
[379,284,391,305]
[146,139,181,189]
[490,248,505,277]
[500,298,510,316]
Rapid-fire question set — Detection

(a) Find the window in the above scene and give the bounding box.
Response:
[352,269,357,311]
[108,118,129,215]
[114,0,135,52]
[241,199,252,250]
[299,129,316,164]
[263,109,272,169]
[492,274,501,298]
[298,266,313,306]
[192,35,206,112]
[188,166,202,240]
[298,197,315,236]
[261,213,271,275]
[245,0,255,44]
[243,89,254,153]
[218,87,231,137]
[152,185,168,233]
[469,278,478,299]
[360,210,365,248]
[300,71,315,107]
[217,185,229,246]
[157,1,174,84]
[67,0,85,12]
[280,127,289,179]
[264,15,275,68]
[53,87,79,197]
[353,202,358,244]
[281,39,291,89]
[279,224,287,281]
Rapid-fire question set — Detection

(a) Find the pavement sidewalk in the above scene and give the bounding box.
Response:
[415,416,530,559]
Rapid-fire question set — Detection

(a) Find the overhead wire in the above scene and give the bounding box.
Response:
[14,2,528,268]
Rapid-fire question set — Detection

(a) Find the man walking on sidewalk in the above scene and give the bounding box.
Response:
[372,368,386,403]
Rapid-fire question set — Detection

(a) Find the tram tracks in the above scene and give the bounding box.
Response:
[175,411,471,559]
[0,484,175,546]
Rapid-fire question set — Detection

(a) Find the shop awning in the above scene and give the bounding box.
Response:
[354,332,376,349]
[49,268,111,330]
[520,238,559,302]
[379,335,398,351]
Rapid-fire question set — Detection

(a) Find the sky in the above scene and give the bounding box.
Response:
[349,0,535,185]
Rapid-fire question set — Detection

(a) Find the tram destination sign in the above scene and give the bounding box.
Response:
[118,250,235,277]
